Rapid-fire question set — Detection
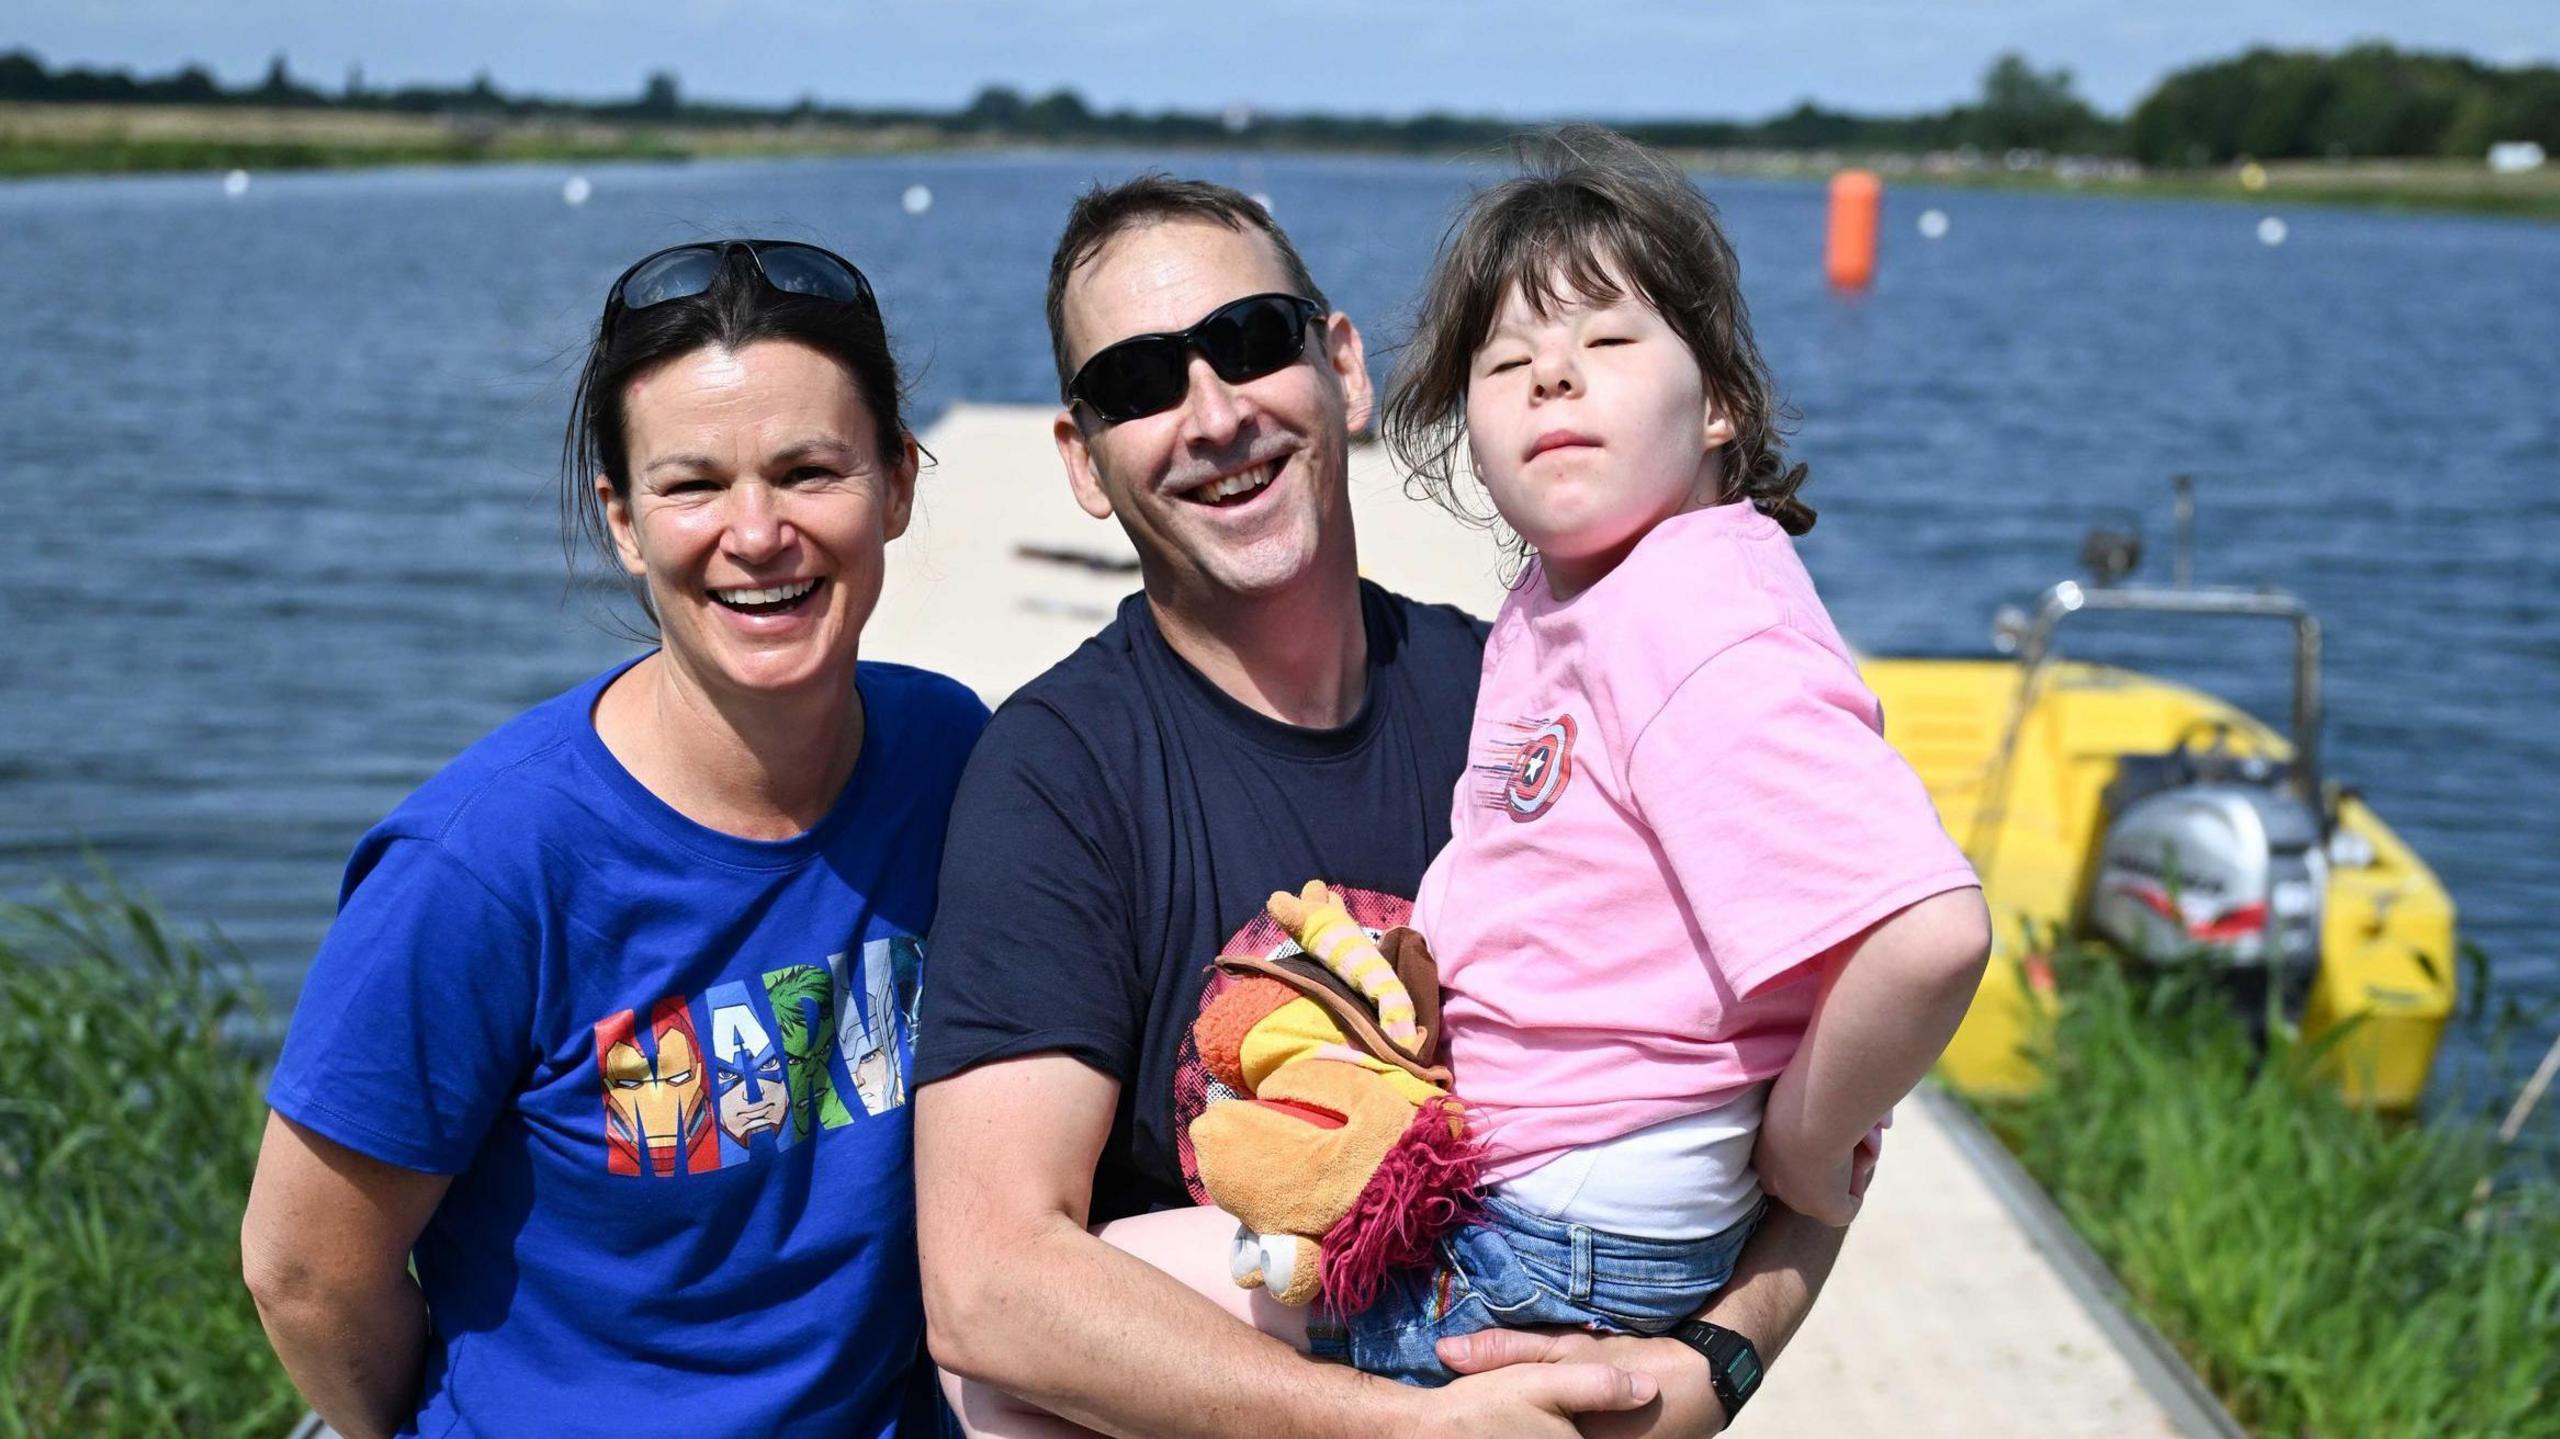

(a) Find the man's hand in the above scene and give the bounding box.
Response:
[1434,1200,1852,1438]
[1416,1352,1664,1439]
[1440,1329,1721,1439]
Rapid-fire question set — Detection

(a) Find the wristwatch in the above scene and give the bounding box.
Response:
[1667,1319,1763,1421]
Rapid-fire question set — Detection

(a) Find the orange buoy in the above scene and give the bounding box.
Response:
[1825,169,1881,289]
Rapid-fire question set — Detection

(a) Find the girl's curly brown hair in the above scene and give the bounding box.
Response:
[1384,127,1813,566]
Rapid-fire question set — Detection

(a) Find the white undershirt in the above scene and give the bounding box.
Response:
[1490,1083,1767,1240]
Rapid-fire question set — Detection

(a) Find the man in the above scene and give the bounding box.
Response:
[915,176,1842,1438]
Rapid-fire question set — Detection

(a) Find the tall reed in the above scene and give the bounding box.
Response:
[1992,946,2560,1437]
[0,877,298,1438]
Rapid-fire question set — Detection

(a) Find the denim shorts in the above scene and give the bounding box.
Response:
[1308,1194,1763,1387]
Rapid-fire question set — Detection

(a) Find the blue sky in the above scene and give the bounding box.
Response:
[9,0,2553,119]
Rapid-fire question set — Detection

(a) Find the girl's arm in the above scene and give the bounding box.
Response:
[241,1113,451,1439]
[1753,887,1990,1226]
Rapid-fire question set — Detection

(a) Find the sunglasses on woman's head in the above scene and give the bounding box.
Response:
[1065,292,1327,425]
[602,240,877,332]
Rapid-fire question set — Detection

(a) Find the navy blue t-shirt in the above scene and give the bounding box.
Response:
[269,656,987,1439]
[914,582,1486,1221]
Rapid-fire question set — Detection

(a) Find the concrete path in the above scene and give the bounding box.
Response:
[866,403,2222,1437]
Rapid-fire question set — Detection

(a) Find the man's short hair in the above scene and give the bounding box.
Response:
[1043,174,1332,401]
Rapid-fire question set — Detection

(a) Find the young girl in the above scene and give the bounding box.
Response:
[1305,126,1994,1389]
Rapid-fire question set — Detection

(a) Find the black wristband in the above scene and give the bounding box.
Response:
[1668,1319,1763,1421]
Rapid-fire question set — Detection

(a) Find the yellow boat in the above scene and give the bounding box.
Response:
[1861,535,2457,1111]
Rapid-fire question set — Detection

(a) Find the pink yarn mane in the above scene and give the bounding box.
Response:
[1318,1097,1483,1315]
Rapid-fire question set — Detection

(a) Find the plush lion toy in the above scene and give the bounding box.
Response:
[1187,881,1481,1313]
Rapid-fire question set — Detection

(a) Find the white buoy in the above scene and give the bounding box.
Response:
[562,175,593,206]
[2256,216,2289,247]
[1249,192,1273,214]
[2488,140,2546,174]
[222,169,251,198]
[901,184,933,216]
[1917,208,1950,240]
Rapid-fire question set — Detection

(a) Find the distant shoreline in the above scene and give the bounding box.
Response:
[5,102,2553,219]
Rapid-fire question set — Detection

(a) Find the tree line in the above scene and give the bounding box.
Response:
[2127,45,2558,163]
[3,43,2552,165]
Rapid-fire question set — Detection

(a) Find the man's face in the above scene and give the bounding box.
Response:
[1053,220,1372,613]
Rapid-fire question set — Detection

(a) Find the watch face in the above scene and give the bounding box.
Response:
[1718,1339,1763,1396]
[1679,1321,1762,1411]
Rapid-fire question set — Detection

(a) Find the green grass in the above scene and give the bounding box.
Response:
[1984,946,2560,1437]
[0,877,299,1438]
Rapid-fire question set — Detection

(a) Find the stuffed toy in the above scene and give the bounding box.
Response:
[1187,881,1482,1313]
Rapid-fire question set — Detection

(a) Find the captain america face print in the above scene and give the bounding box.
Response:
[706,981,789,1160]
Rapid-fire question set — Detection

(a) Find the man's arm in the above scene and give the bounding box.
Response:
[917,1054,1660,1439]
[1437,1200,1847,1438]
[241,1113,450,1439]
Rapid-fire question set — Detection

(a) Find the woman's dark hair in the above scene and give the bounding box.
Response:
[1383,126,1813,564]
[560,244,917,625]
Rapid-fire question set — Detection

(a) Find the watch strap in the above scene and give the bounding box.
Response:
[1670,1319,1763,1420]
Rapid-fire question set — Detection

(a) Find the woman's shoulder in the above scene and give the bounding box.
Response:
[844,661,993,819]
[368,665,623,860]
[858,660,992,771]
[857,658,991,730]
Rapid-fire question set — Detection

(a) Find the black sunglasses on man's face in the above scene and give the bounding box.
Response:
[1065,292,1326,425]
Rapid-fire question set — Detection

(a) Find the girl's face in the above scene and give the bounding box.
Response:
[1464,265,1735,601]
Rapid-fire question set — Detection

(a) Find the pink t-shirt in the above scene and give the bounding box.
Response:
[1413,501,1979,1181]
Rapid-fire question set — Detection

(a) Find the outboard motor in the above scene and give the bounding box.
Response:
[2089,735,2327,1017]
[1994,531,2334,1023]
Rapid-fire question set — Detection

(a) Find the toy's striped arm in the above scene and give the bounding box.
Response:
[1265,881,1421,1050]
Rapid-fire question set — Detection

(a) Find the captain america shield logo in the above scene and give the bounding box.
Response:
[1500,714,1577,819]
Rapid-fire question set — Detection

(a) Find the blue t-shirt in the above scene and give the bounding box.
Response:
[269,656,988,1439]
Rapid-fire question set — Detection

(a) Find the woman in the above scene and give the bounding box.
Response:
[241,240,984,1438]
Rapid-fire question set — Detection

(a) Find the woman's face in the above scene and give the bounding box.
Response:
[602,339,915,703]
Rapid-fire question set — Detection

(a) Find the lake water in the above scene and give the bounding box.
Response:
[2,151,2554,1112]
